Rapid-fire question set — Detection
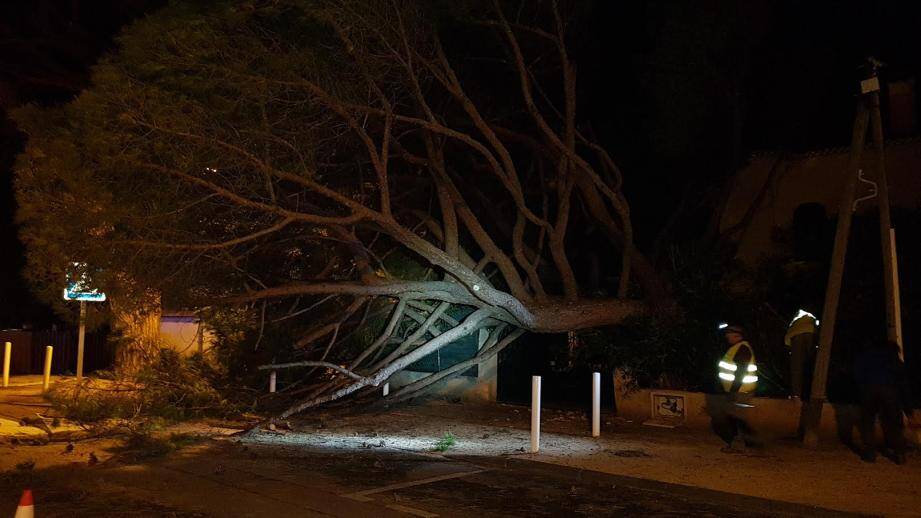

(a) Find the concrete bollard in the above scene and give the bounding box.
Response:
[2,341,10,388]
[269,370,277,393]
[42,346,53,392]
[531,375,541,453]
[592,372,601,437]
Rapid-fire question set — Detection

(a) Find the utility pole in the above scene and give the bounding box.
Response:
[867,78,901,357]
[802,88,871,448]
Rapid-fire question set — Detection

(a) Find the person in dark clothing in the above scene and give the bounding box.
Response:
[785,309,818,400]
[854,340,908,464]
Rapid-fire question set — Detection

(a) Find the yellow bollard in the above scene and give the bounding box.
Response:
[42,346,53,392]
[2,341,10,388]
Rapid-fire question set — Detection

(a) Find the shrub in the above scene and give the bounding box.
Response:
[48,348,234,427]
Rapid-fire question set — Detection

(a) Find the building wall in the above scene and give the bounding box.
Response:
[159,314,215,356]
[722,139,921,263]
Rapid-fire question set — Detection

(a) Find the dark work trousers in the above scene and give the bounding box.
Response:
[728,392,757,446]
[859,384,906,456]
[712,392,757,448]
[789,333,815,399]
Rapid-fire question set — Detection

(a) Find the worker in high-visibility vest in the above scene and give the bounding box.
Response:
[718,324,758,394]
[714,324,759,450]
[785,309,818,400]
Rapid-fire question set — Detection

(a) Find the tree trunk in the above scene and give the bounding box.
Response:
[110,296,162,373]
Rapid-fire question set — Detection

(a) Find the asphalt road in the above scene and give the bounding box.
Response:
[0,438,864,518]
[0,379,868,517]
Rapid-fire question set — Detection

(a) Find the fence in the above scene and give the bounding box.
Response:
[0,329,114,376]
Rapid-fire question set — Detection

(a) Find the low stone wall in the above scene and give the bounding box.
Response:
[613,372,921,444]
[614,386,837,438]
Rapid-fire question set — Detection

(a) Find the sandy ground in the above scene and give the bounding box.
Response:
[264,401,920,517]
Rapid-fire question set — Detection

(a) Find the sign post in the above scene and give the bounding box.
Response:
[76,301,87,380]
[63,264,106,381]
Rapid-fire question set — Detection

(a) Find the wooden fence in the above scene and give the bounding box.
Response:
[0,329,114,375]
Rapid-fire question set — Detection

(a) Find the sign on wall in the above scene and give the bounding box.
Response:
[643,391,687,428]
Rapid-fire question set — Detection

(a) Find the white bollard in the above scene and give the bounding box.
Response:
[269,370,277,393]
[530,375,541,453]
[2,341,10,388]
[382,382,390,397]
[592,372,601,437]
[42,346,53,392]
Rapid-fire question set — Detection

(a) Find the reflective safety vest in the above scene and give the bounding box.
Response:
[785,310,818,346]
[718,341,758,393]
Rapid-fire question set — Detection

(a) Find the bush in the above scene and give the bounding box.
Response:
[48,348,234,427]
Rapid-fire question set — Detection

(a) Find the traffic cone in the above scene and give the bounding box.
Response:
[13,489,33,518]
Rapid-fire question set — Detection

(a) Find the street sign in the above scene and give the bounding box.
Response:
[63,285,106,302]
[62,263,105,381]
[63,264,106,302]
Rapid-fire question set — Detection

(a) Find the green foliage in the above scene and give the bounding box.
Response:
[119,432,205,461]
[47,348,233,426]
[135,349,230,420]
[433,432,456,452]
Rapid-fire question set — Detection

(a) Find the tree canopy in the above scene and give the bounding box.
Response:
[14,0,664,414]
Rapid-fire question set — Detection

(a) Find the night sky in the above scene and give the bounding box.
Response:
[2,0,920,329]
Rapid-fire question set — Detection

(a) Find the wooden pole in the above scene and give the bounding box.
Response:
[802,98,870,448]
[889,229,903,352]
[868,88,901,356]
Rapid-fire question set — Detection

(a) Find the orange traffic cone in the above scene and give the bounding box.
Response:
[13,489,33,518]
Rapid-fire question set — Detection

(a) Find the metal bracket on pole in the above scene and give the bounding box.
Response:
[852,169,878,212]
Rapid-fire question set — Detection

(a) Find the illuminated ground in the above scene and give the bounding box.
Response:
[0,382,912,516]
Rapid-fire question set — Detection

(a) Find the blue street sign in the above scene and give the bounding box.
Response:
[63,263,106,302]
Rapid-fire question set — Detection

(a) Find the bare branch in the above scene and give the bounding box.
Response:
[279,307,492,416]
[258,361,367,382]
[116,217,296,250]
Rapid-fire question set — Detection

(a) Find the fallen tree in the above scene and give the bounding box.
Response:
[15,0,665,415]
